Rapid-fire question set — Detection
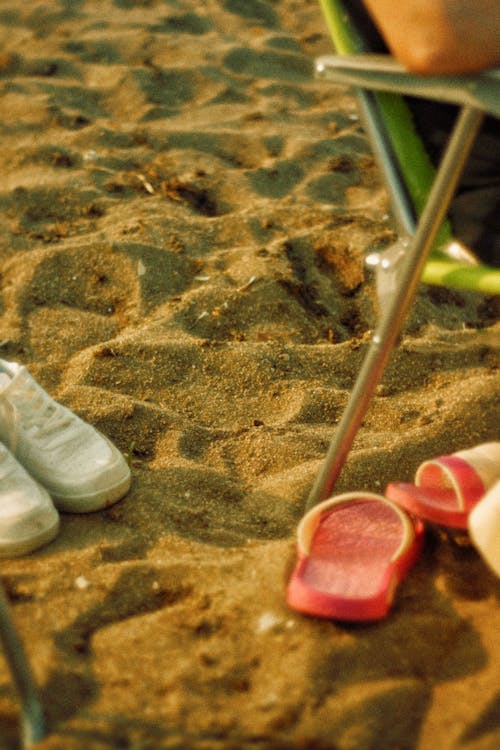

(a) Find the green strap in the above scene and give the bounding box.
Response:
[421,259,500,293]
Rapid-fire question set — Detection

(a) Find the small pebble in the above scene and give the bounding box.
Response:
[256,612,282,633]
[75,576,91,590]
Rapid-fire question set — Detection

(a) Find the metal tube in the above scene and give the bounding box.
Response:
[0,582,46,747]
[355,89,416,236]
[306,105,484,510]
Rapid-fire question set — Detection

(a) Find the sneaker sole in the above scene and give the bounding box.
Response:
[51,471,132,513]
[0,512,60,558]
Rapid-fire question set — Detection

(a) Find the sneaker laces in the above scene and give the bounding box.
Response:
[8,382,80,451]
[0,444,16,480]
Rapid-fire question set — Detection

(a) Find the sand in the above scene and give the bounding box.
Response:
[0,1,499,748]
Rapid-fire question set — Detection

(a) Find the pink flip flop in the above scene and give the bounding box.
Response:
[287,492,424,621]
[386,442,500,530]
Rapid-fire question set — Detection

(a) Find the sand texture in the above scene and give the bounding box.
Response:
[0,1,499,749]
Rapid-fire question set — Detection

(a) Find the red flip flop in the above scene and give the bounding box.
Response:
[287,492,424,621]
[386,442,500,530]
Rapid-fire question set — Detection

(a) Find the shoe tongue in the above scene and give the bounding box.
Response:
[1,367,54,426]
[3,367,77,449]
[2,366,38,400]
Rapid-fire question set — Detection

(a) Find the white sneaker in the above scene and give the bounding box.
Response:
[0,359,131,513]
[0,441,59,557]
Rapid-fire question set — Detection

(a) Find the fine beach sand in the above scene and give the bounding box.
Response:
[0,1,499,748]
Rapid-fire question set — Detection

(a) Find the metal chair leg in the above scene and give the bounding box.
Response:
[305,105,484,510]
[354,87,416,237]
[0,581,46,748]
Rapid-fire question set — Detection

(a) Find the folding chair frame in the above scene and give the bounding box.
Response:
[305,54,498,509]
[0,581,46,747]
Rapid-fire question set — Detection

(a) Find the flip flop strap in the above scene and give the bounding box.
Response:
[416,455,485,512]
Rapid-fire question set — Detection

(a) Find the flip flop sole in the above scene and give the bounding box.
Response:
[287,493,424,621]
[386,482,470,529]
[387,443,500,529]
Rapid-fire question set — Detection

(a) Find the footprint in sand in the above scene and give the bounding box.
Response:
[0,244,138,355]
[150,11,213,36]
[222,0,279,29]
[245,160,304,199]
[224,47,311,82]
[63,39,122,65]
[132,64,218,121]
